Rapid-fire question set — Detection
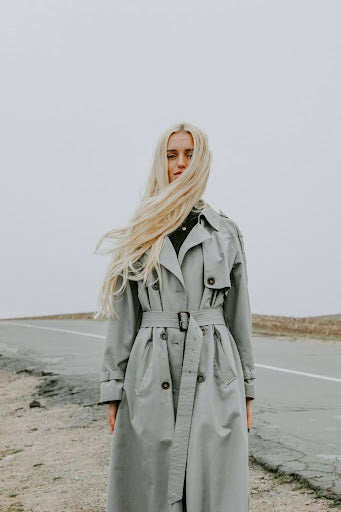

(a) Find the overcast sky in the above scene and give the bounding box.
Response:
[1,1,340,319]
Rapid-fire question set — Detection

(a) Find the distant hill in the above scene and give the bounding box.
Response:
[2,312,98,320]
[302,313,341,321]
[252,313,341,340]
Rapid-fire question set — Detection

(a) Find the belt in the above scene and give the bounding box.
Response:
[140,307,226,506]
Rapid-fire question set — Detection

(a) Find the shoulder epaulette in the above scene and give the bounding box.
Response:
[218,209,229,218]
[218,210,246,255]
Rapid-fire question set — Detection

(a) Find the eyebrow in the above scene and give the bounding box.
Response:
[167,148,194,152]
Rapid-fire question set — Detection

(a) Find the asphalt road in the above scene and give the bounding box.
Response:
[0,319,340,500]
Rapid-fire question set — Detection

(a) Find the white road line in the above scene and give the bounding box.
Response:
[1,321,340,383]
[0,321,105,339]
[255,363,341,383]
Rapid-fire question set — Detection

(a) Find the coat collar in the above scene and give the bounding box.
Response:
[144,203,222,288]
[197,202,221,231]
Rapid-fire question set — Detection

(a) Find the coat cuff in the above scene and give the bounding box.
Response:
[243,367,256,380]
[244,378,255,400]
[99,380,124,404]
[99,369,125,404]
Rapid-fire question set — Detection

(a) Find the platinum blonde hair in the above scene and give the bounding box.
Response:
[93,122,212,319]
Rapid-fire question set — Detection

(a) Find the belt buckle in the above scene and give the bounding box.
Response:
[178,310,190,331]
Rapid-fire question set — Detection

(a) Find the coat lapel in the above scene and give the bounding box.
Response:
[158,235,185,287]
[160,204,222,287]
[158,224,211,288]
[143,204,223,289]
[177,221,211,267]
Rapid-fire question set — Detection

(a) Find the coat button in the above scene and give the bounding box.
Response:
[200,326,208,335]
[160,331,168,340]
[152,282,159,290]
[161,381,170,389]
[207,276,215,285]
[197,374,205,383]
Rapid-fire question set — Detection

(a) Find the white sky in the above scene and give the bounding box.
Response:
[1,1,340,318]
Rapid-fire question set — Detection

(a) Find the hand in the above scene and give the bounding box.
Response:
[246,397,253,432]
[107,401,119,433]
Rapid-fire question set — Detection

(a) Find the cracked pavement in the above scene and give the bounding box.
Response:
[250,334,341,501]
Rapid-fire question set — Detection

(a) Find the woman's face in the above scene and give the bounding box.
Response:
[167,131,194,183]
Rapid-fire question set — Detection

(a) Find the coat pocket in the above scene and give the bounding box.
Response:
[213,328,237,387]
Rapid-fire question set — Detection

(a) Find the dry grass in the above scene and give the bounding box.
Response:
[252,313,341,341]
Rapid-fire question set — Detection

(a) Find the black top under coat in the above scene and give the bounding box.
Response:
[168,208,200,256]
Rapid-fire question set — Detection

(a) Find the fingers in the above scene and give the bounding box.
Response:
[108,404,118,433]
[247,410,252,429]
[246,400,253,431]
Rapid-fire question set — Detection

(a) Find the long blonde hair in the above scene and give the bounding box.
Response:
[93,122,212,319]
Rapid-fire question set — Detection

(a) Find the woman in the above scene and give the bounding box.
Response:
[94,122,256,512]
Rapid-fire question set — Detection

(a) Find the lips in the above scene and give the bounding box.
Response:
[174,171,182,176]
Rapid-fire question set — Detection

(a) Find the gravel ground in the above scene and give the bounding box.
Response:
[0,366,340,512]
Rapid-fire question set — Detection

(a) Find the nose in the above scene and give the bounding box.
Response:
[177,153,186,168]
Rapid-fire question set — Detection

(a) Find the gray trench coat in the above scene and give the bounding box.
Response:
[99,203,256,512]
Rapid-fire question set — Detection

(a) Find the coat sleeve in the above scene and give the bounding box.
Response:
[222,220,256,400]
[99,275,142,404]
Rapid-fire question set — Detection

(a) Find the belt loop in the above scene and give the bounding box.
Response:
[177,311,190,331]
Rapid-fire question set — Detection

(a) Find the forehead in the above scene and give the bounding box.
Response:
[167,131,194,150]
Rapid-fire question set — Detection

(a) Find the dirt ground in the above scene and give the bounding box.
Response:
[0,368,340,512]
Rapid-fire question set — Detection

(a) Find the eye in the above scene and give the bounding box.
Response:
[187,153,193,158]
[167,155,176,159]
